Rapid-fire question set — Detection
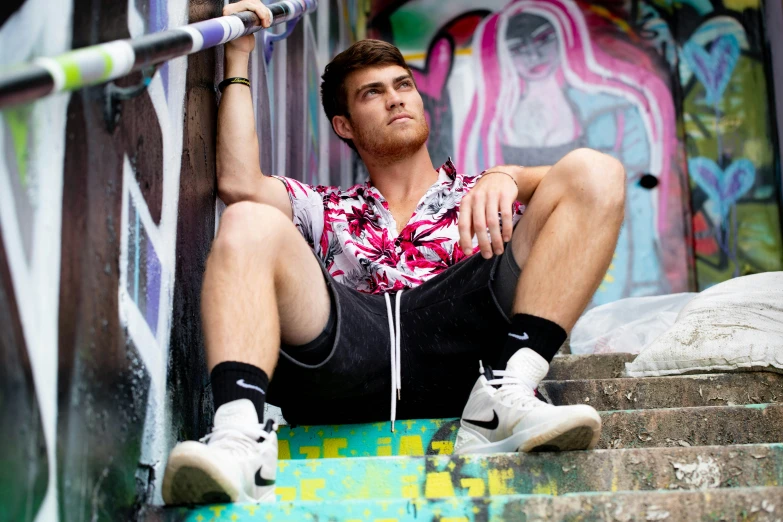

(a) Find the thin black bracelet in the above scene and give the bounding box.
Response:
[218,77,250,93]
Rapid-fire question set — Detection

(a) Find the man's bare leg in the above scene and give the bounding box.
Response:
[202,200,332,423]
[162,202,330,505]
[454,149,624,455]
[510,148,625,330]
[202,201,331,376]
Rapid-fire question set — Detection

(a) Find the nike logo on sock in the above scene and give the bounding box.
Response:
[254,467,275,487]
[463,410,499,430]
[508,332,529,341]
[236,379,266,395]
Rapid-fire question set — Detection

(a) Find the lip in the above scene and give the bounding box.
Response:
[388,113,412,124]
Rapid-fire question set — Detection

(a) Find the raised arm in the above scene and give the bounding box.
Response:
[217,0,292,219]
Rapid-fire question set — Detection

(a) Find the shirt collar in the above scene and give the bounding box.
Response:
[439,157,457,180]
[364,157,458,200]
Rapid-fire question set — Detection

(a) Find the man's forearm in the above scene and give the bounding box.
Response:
[217,50,264,193]
[491,165,550,204]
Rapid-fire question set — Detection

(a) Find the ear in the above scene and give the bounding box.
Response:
[332,115,354,141]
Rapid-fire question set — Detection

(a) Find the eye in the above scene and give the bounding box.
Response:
[400,80,412,87]
[364,89,378,97]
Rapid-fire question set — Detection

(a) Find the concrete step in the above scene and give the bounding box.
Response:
[599,403,783,449]
[277,404,783,459]
[547,353,636,381]
[541,372,783,410]
[154,486,783,521]
[267,444,783,501]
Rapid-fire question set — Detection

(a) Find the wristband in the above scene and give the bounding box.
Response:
[218,77,250,93]
[482,170,519,190]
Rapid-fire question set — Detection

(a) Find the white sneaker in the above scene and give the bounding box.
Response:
[162,399,278,505]
[454,348,601,454]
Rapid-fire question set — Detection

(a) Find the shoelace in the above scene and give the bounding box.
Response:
[199,422,273,453]
[384,290,403,432]
[480,362,541,409]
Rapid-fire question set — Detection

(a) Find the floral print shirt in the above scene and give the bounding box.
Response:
[273,159,524,294]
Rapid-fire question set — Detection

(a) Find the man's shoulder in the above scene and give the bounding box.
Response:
[274,175,342,196]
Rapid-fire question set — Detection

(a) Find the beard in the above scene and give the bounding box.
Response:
[352,115,430,165]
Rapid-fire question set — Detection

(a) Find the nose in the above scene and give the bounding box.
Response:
[387,90,404,110]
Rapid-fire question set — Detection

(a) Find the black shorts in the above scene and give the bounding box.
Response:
[266,245,522,425]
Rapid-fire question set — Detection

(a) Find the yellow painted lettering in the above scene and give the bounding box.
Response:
[430,441,454,455]
[299,446,321,459]
[276,486,297,501]
[324,438,348,458]
[301,478,326,501]
[460,477,486,496]
[377,437,392,456]
[424,471,456,498]
[488,468,515,495]
[278,439,291,460]
[399,435,424,456]
[401,475,420,498]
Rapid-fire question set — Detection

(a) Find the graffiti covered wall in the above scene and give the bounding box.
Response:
[368,0,783,301]
[1,0,782,519]
[0,0,355,520]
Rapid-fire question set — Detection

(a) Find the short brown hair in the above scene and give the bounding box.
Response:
[321,39,413,150]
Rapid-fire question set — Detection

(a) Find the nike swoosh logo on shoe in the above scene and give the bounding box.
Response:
[463,410,499,430]
[237,379,266,394]
[508,332,529,341]
[255,467,275,487]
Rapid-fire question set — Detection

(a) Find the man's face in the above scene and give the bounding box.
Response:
[336,64,429,163]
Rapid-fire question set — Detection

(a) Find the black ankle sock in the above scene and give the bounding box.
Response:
[497,313,567,368]
[211,361,269,421]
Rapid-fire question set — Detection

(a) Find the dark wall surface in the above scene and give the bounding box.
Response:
[0,0,356,519]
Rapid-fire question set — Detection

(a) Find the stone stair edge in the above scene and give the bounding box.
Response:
[553,353,637,359]
[275,441,783,464]
[153,486,783,522]
[541,370,783,383]
[267,484,783,502]
[599,401,778,414]
[278,402,781,431]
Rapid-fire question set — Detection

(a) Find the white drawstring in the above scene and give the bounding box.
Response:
[384,290,403,432]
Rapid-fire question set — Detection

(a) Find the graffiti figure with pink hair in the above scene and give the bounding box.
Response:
[457,0,686,305]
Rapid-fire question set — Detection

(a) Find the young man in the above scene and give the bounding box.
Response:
[162,0,625,505]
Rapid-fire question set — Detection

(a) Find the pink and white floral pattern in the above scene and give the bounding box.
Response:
[273,160,523,294]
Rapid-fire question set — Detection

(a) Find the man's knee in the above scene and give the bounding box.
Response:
[213,201,293,257]
[560,148,626,216]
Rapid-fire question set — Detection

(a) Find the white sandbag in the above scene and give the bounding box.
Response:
[570,293,697,355]
[626,272,783,377]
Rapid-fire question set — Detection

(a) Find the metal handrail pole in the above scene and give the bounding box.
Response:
[0,0,317,109]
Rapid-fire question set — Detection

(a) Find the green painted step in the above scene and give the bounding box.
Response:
[277,404,783,459]
[268,443,783,502]
[546,353,636,381]
[154,486,783,521]
[277,417,458,460]
[541,372,783,410]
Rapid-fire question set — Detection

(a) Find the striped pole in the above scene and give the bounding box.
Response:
[0,0,317,109]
